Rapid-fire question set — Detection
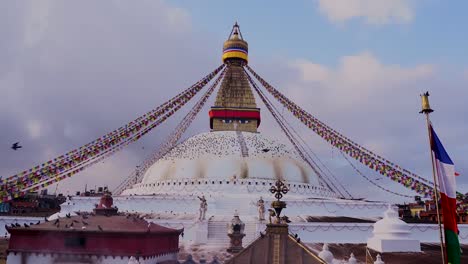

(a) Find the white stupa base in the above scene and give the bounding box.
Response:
[194,221,208,244]
[367,237,421,253]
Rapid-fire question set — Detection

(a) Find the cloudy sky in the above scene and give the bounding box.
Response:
[1,0,467,202]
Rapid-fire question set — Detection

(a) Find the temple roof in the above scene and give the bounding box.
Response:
[225,224,326,264]
[7,212,181,234]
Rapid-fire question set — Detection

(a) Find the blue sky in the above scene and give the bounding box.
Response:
[0,0,467,201]
[174,0,468,68]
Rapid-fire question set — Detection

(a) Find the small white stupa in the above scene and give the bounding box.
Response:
[318,243,335,264]
[374,254,385,264]
[367,205,420,252]
[128,256,140,264]
[347,253,357,264]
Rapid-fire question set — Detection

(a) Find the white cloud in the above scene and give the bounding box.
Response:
[23,0,53,47]
[463,69,468,81]
[290,52,434,107]
[0,0,218,193]
[25,120,43,139]
[317,0,414,25]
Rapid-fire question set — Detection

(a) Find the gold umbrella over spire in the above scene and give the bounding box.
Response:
[222,22,248,64]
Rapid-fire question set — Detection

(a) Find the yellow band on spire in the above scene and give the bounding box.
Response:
[222,51,248,62]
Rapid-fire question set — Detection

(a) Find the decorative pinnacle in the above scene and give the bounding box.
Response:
[269,180,289,224]
[420,91,434,114]
[270,180,289,201]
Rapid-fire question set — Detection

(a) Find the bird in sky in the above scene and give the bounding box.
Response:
[11,142,22,151]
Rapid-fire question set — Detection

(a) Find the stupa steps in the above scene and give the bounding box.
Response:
[236,131,249,157]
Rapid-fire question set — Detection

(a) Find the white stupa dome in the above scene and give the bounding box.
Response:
[141,131,319,184]
[123,131,336,198]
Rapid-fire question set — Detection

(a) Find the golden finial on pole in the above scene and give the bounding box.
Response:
[419,91,446,263]
[419,91,434,114]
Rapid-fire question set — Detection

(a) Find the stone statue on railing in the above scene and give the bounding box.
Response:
[257,197,265,221]
[198,195,208,221]
[227,211,245,253]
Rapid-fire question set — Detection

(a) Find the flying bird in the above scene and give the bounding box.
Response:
[11,142,22,151]
[98,225,103,231]
[262,148,270,153]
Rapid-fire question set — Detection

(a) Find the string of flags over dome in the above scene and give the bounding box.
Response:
[1,22,463,203]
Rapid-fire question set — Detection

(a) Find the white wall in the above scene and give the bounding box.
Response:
[288,223,468,244]
[6,252,177,264]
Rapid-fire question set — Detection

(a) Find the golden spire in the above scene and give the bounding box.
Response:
[209,23,260,133]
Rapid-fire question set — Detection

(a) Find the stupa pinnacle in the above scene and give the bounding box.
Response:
[209,23,261,133]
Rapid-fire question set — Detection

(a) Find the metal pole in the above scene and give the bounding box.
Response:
[420,92,446,263]
[425,113,446,263]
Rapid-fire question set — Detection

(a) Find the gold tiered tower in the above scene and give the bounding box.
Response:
[209,23,261,133]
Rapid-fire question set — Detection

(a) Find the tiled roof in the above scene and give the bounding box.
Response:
[7,212,181,234]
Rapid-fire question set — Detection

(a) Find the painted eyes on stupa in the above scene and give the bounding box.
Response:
[221,119,250,124]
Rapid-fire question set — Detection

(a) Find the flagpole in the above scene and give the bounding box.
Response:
[420,92,446,263]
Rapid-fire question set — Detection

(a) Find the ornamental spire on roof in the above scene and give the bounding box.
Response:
[209,23,261,133]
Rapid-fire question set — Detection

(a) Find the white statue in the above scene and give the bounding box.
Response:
[257,197,265,221]
[198,195,208,221]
